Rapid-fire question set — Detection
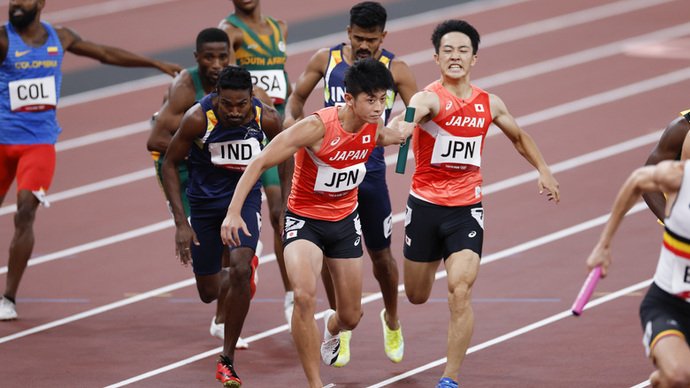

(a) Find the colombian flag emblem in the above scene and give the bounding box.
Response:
[47,46,58,56]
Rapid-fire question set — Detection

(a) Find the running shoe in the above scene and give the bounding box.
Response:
[216,354,242,387]
[284,291,294,332]
[0,296,17,321]
[380,308,404,363]
[320,309,341,366]
[435,377,458,388]
[334,330,351,367]
[210,317,249,349]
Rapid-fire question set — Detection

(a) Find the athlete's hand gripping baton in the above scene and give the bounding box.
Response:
[395,107,416,174]
[571,266,602,316]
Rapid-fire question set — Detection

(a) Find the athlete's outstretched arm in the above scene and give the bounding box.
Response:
[221,115,325,246]
[283,48,329,128]
[56,27,182,76]
[586,161,683,277]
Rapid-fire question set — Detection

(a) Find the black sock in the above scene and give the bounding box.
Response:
[3,295,15,304]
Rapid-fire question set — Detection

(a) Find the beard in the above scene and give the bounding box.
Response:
[9,6,38,29]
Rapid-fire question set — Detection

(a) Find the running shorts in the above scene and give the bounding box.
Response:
[283,208,363,259]
[357,167,393,251]
[640,282,690,360]
[403,195,484,262]
[189,190,262,275]
[0,144,55,197]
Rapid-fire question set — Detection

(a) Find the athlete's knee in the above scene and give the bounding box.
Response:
[448,282,472,311]
[14,194,39,228]
[337,307,363,331]
[405,284,431,305]
[658,363,690,388]
[292,287,317,316]
[196,282,219,304]
[269,207,281,229]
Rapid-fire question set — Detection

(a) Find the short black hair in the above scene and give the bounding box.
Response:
[196,27,230,52]
[343,57,395,98]
[350,1,387,31]
[431,20,480,54]
[216,65,253,94]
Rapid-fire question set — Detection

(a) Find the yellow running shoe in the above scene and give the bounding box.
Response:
[380,308,404,363]
[334,330,351,367]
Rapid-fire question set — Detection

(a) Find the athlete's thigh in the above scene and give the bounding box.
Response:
[357,168,393,251]
[283,238,324,296]
[403,196,444,262]
[403,258,441,302]
[445,249,481,292]
[325,255,363,315]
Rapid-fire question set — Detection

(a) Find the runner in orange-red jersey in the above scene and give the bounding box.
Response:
[390,20,560,388]
[220,58,411,388]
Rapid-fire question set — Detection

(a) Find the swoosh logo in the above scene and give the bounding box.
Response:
[15,49,31,57]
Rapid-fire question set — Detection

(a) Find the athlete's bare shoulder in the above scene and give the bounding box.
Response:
[218,17,244,51]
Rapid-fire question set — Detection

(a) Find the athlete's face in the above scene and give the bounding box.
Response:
[434,32,477,80]
[232,0,258,14]
[195,42,231,87]
[216,88,254,128]
[9,0,41,29]
[347,25,387,60]
[348,89,387,124]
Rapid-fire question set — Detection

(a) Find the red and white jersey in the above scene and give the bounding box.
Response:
[411,81,493,207]
[287,106,377,221]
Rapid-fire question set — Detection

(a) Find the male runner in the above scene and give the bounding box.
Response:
[587,158,690,388]
[282,1,416,365]
[219,0,293,324]
[221,58,411,388]
[0,0,181,320]
[392,20,560,388]
[161,65,288,387]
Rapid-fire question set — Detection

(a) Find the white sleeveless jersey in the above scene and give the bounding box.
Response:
[654,160,690,302]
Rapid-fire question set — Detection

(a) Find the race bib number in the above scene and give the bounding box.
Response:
[208,138,261,171]
[670,256,690,297]
[314,163,366,198]
[250,69,287,104]
[431,134,482,171]
[8,76,57,112]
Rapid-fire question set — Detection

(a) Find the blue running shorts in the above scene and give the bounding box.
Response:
[357,167,393,251]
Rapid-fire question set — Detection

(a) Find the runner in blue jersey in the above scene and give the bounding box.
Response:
[0,0,182,321]
[161,65,290,388]
[283,1,417,367]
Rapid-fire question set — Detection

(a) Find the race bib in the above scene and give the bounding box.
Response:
[250,69,287,104]
[8,76,56,112]
[313,162,366,198]
[431,134,482,171]
[208,138,261,171]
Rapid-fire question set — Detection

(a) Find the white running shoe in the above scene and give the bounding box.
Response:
[0,296,17,321]
[210,317,249,349]
[284,291,294,331]
[320,309,341,366]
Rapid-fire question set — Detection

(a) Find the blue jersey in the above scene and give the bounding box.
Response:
[323,44,396,171]
[0,22,63,145]
[186,93,265,207]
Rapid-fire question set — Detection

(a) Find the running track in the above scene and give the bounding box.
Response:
[0,0,686,386]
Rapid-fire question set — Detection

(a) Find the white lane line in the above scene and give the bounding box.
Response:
[42,0,181,24]
[102,203,650,387]
[366,278,654,388]
[631,380,651,388]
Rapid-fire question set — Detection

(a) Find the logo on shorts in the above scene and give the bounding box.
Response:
[405,235,411,246]
[468,231,477,238]
[354,236,361,246]
[284,216,305,232]
[286,230,297,239]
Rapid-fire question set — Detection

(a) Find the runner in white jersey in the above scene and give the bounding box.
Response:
[587,157,690,388]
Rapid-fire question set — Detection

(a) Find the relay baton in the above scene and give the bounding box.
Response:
[395,106,416,174]
[571,266,602,316]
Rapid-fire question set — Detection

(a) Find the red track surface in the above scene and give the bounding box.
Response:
[1,0,687,386]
